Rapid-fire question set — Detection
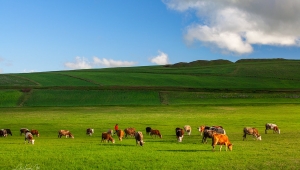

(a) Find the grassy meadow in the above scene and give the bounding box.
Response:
[1,59,300,169]
[0,105,299,170]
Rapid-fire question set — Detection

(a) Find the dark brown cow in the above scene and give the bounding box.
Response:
[86,128,94,136]
[25,132,35,144]
[150,129,162,138]
[146,127,152,135]
[135,131,144,146]
[202,130,216,143]
[101,132,115,143]
[30,129,40,137]
[243,127,261,140]
[124,128,135,138]
[117,130,125,141]
[20,128,29,136]
[58,130,74,138]
[0,129,7,137]
[5,129,12,136]
[265,123,280,134]
[175,127,184,142]
[212,134,232,151]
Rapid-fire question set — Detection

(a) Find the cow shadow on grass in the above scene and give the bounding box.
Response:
[98,143,134,147]
[157,149,210,152]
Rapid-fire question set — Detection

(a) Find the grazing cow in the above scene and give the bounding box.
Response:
[210,127,226,134]
[107,129,113,136]
[0,129,7,137]
[146,127,152,135]
[184,125,192,136]
[124,128,136,138]
[25,132,35,144]
[20,128,29,136]
[58,130,74,138]
[117,130,125,141]
[212,134,232,151]
[5,129,12,136]
[135,131,144,146]
[86,128,94,136]
[202,130,216,144]
[175,127,184,142]
[150,129,162,138]
[243,127,261,141]
[101,132,115,143]
[265,123,280,134]
[198,125,224,136]
[30,129,40,137]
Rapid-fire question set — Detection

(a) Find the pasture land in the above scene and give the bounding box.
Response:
[0,105,299,169]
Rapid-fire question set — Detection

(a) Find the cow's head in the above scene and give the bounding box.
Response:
[256,134,262,140]
[69,133,74,139]
[228,144,233,151]
[178,136,183,142]
[31,139,35,145]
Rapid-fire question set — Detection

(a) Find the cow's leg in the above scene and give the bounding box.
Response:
[243,133,246,141]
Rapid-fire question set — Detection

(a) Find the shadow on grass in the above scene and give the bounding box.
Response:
[157,149,210,152]
[98,143,134,147]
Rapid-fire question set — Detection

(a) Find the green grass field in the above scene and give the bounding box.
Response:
[0,105,299,169]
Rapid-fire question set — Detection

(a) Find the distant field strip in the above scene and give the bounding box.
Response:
[0,90,23,107]
[16,72,97,87]
[23,90,160,106]
[16,90,300,107]
[0,75,38,86]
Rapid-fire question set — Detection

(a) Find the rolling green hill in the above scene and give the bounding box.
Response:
[1,58,300,107]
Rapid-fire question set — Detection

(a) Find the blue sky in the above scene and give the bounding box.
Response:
[1,0,300,74]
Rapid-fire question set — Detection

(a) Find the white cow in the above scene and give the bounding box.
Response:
[265,123,280,134]
[184,125,191,136]
[25,132,35,144]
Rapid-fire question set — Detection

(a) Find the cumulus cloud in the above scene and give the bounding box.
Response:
[65,56,137,70]
[150,51,169,65]
[163,0,300,54]
[64,56,92,69]
[93,57,136,67]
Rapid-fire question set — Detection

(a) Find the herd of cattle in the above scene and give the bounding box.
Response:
[0,123,280,151]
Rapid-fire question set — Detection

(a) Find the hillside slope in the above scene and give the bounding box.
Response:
[1,59,300,107]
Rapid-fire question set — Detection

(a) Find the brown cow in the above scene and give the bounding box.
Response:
[265,123,280,134]
[212,134,232,151]
[20,128,29,136]
[25,132,35,144]
[184,125,192,136]
[86,128,94,136]
[58,130,74,138]
[101,132,115,143]
[124,128,135,138]
[30,130,40,137]
[175,127,184,142]
[117,130,125,141]
[243,127,261,140]
[150,129,162,138]
[135,131,144,146]
[107,129,114,136]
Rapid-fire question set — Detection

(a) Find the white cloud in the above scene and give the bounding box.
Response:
[163,0,300,54]
[150,51,169,65]
[64,56,92,69]
[93,57,136,67]
[22,69,36,73]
